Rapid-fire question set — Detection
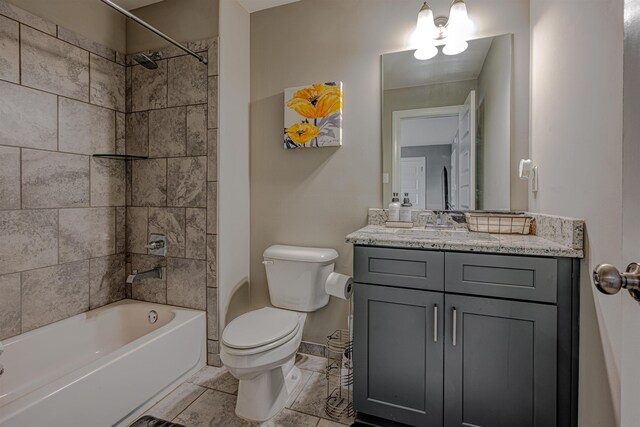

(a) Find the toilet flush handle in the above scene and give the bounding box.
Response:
[262,260,274,265]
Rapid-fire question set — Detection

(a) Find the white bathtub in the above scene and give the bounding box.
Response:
[0,300,206,427]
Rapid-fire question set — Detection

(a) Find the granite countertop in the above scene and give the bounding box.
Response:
[346,210,585,258]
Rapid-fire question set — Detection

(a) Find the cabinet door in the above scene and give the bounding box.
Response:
[353,283,444,426]
[444,294,557,427]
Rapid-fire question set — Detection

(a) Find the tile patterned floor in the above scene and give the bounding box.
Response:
[134,354,354,427]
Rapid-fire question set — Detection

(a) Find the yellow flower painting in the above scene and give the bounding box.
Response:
[284,81,343,148]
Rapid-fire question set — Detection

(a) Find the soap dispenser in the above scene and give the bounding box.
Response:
[388,193,401,222]
[400,193,413,222]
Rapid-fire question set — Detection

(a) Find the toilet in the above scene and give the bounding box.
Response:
[220,245,339,422]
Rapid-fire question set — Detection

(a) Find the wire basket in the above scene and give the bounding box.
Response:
[325,329,355,420]
[465,213,534,235]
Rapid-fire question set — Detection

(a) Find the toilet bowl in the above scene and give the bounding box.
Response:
[220,245,339,422]
[220,308,307,422]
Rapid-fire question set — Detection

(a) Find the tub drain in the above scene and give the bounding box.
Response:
[148,310,158,324]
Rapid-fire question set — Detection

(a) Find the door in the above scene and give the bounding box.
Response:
[450,133,459,210]
[457,91,476,210]
[444,294,557,427]
[400,157,426,209]
[353,283,444,426]
[622,2,640,424]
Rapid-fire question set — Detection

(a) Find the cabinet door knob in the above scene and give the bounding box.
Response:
[593,263,640,302]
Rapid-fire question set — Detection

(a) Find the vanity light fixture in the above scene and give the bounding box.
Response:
[413,0,474,60]
[414,2,438,60]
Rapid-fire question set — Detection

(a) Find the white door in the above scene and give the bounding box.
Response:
[622,2,640,424]
[450,132,459,210]
[400,157,426,209]
[457,90,476,210]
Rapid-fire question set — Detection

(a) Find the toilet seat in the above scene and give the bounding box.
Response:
[222,308,300,356]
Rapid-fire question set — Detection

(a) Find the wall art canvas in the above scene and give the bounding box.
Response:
[284,81,343,149]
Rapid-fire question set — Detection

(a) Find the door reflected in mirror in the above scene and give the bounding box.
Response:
[382,34,513,211]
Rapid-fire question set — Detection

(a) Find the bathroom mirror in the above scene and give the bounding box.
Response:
[382,34,513,211]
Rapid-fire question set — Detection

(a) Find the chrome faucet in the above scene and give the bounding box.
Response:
[127,267,162,284]
[421,211,454,230]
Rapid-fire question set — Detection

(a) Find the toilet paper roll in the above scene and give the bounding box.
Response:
[325,272,353,300]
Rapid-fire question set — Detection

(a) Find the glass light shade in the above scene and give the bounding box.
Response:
[447,0,473,36]
[442,38,468,55]
[414,44,438,60]
[415,2,437,40]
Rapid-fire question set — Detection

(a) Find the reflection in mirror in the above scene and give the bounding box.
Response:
[382,34,512,211]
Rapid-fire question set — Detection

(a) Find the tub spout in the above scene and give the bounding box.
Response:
[127,267,162,284]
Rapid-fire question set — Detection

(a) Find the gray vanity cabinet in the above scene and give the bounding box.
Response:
[443,294,557,427]
[353,283,444,426]
[353,246,580,427]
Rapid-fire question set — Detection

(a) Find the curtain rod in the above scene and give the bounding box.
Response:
[100,0,208,65]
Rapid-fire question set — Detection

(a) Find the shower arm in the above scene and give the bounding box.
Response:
[100,0,208,65]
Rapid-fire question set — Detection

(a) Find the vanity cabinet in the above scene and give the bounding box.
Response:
[353,246,580,427]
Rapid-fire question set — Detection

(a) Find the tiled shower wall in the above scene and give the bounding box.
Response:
[0,0,220,367]
[124,39,220,366]
[0,0,127,340]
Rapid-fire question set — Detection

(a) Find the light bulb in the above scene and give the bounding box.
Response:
[414,44,438,60]
[442,39,468,55]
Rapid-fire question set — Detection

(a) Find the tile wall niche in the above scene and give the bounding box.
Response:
[124,38,219,366]
[0,0,220,367]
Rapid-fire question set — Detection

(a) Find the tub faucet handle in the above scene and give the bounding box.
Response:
[145,240,165,250]
[145,234,167,256]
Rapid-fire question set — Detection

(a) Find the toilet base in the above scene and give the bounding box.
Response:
[235,358,302,422]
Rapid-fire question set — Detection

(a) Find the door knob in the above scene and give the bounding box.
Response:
[593,263,640,302]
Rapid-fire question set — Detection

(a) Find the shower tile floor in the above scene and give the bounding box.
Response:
[134,353,354,427]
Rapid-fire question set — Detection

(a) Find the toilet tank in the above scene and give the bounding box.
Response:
[263,245,339,312]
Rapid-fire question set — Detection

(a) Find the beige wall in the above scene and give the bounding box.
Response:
[218,0,250,332]
[7,0,126,52]
[529,0,623,425]
[250,0,529,344]
[126,0,219,53]
[477,34,511,210]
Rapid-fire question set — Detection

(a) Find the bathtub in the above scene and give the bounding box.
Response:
[0,300,206,427]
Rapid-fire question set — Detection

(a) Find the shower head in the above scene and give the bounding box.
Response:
[132,52,161,69]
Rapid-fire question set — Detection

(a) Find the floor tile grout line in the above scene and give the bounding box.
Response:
[148,383,207,424]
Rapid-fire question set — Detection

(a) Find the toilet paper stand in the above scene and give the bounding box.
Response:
[324,305,355,421]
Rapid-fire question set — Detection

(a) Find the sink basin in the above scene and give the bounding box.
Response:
[394,228,498,241]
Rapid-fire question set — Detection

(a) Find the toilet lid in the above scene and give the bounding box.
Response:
[222,307,299,349]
